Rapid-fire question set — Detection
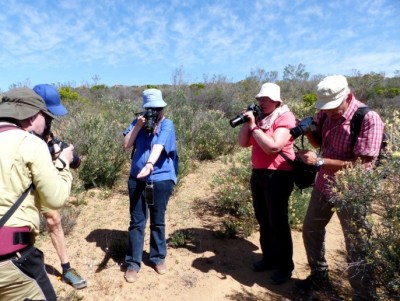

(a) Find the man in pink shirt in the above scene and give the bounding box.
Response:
[296,75,384,301]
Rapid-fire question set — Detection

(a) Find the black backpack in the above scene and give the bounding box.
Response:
[350,106,388,165]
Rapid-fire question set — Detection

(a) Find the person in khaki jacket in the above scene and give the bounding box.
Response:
[0,88,74,301]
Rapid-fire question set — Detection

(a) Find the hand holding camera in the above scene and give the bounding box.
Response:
[59,144,75,166]
[290,117,317,139]
[229,104,262,128]
[47,134,81,169]
[135,109,160,133]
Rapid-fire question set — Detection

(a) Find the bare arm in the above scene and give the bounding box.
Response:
[238,121,252,147]
[298,150,375,172]
[238,111,291,154]
[124,116,145,150]
[252,127,292,154]
[137,144,164,179]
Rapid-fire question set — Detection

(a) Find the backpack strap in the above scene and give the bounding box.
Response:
[0,184,33,228]
[350,106,371,148]
[278,151,295,168]
[0,124,33,228]
[0,124,21,133]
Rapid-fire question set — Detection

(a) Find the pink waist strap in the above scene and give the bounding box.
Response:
[0,226,31,256]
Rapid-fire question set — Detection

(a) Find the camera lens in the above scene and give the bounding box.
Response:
[290,126,303,139]
[70,154,81,169]
[229,114,247,128]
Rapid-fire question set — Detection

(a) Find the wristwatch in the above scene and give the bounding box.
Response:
[316,157,325,171]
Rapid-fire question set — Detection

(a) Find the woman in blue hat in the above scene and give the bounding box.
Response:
[122,88,178,283]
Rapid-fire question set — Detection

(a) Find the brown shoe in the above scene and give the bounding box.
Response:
[154,262,167,275]
[124,269,139,283]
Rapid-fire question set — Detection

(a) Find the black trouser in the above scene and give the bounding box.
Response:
[251,169,295,273]
[0,245,57,301]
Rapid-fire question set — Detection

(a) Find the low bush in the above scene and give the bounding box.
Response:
[331,157,400,300]
[60,110,127,189]
[210,147,311,237]
[168,229,195,248]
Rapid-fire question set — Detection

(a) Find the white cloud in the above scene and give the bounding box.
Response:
[0,0,399,90]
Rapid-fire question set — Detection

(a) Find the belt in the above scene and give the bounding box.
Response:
[0,245,33,262]
[0,226,33,256]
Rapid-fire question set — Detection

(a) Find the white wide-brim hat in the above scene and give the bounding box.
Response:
[315,75,350,110]
[256,83,282,102]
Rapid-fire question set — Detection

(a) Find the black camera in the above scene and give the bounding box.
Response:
[229,104,262,128]
[47,136,81,169]
[290,117,317,139]
[143,109,160,133]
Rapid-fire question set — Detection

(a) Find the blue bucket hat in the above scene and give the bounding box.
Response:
[33,84,68,116]
[142,89,167,109]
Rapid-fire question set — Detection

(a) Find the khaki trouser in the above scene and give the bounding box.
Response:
[0,246,56,301]
[302,188,377,301]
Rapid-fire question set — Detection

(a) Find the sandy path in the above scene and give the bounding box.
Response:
[37,160,348,301]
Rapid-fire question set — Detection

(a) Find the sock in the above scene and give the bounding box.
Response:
[62,262,71,274]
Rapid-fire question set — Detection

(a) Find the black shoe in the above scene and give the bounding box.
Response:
[295,272,331,293]
[252,260,275,272]
[270,270,292,285]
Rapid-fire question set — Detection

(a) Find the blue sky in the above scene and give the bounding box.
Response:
[1,0,399,91]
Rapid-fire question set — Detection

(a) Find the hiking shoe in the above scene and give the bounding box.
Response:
[154,262,167,275]
[252,260,275,272]
[295,272,331,293]
[270,270,292,285]
[124,269,139,283]
[62,268,87,289]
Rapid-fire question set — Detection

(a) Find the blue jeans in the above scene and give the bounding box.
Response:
[125,177,174,271]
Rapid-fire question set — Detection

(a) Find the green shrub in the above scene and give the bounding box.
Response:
[331,158,400,300]
[59,86,79,100]
[214,219,241,238]
[210,146,311,237]
[302,92,317,107]
[189,83,206,94]
[62,112,127,189]
[168,229,194,248]
[90,84,108,91]
[328,111,400,300]
[190,110,237,160]
[289,188,311,228]
[211,149,252,215]
[167,91,237,162]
